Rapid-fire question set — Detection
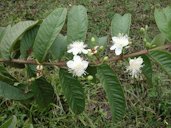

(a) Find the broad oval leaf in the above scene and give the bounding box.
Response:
[32,77,55,108]
[0,21,39,59]
[151,33,166,46]
[20,26,39,59]
[49,34,67,60]
[0,81,33,100]
[0,115,17,128]
[0,26,9,58]
[67,5,88,43]
[149,50,171,78]
[141,55,153,85]
[97,64,126,122]
[59,68,85,114]
[154,6,171,41]
[111,13,131,36]
[33,8,67,62]
[98,36,108,47]
[0,27,6,43]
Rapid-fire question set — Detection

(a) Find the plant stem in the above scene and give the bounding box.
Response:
[0,44,170,67]
[0,59,66,67]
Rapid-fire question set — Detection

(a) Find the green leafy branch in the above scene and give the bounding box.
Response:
[0,44,170,66]
[0,5,171,124]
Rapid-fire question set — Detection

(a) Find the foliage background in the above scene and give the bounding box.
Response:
[0,0,171,127]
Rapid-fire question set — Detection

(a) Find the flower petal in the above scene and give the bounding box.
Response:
[82,49,88,54]
[72,49,79,55]
[67,49,73,53]
[73,55,82,62]
[82,61,89,69]
[67,60,75,69]
[115,47,122,55]
[110,44,116,50]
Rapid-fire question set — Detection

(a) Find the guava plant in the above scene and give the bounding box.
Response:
[0,5,171,124]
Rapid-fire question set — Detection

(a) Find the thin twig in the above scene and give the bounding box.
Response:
[0,59,65,67]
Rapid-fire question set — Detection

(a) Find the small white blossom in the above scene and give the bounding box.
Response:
[110,34,129,55]
[36,65,43,71]
[67,55,89,77]
[127,57,144,78]
[67,41,88,55]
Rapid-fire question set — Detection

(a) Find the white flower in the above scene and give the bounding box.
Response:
[67,55,89,77]
[110,34,129,55]
[127,57,144,78]
[67,41,88,55]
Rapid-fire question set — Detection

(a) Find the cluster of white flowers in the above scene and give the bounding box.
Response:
[110,33,144,78]
[66,34,144,78]
[67,41,89,77]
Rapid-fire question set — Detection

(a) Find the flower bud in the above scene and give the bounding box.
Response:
[99,46,104,50]
[145,25,148,30]
[28,77,35,82]
[152,44,156,48]
[36,72,43,77]
[140,27,145,32]
[87,52,93,57]
[36,65,43,71]
[143,38,147,42]
[103,56,109,61]
[87,75,93,81]
[164,120,168,125]
[91,37,96,43]
[145,42,151,48]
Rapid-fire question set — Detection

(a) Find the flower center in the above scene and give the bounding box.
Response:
[75,62,83,70]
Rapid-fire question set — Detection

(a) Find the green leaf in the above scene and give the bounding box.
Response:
[96,64,126,122]
[154,6,171,41]
[111,13,131,36]
[59,68,85,114]
[149,50,171,78]
[0,27,6,43]
[26,64,36,78]
[32,77,55,108]
[151,33,166,46]
[0,27,9,58]
[98,36,108,47]
[0,65,17,84]
[0,115,17,128]
[141,55,153,85]
[33,8,67,62]
[49,34,67,60]
[23,124,33,128]
[0,21,39,59]
[0,81,33,100]
[20,26,39,59]
[67,5,88,43]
